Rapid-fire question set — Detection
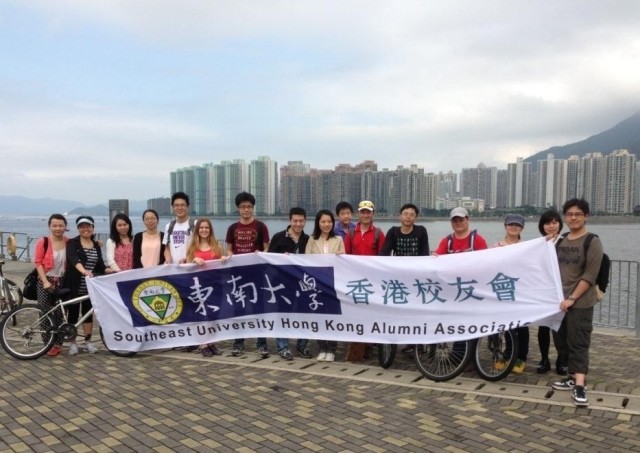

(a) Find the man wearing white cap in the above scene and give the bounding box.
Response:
[433,207,488,255]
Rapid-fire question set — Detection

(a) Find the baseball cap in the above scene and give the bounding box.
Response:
[504,214,525,227]
[449,207,469,219]
[358,200,375,211]
[76,216,95,226]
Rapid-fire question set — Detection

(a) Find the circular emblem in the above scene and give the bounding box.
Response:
[132,279,183,325]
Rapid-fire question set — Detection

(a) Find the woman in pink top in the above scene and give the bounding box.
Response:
[133,209,165,269]
[184,218,229,356]
[105,213,134,272]
[34,213,70,357]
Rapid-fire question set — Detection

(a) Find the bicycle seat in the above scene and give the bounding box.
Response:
[0,260,4,266]
[54,288,71,297]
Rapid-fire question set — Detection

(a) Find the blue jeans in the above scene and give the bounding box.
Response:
[276,338,308,352]
[233,338,267,349]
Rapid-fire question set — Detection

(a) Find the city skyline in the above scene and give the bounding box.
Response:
[2,2,640,204]
[170,150,637,216]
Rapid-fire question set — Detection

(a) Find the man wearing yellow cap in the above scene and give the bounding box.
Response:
[343,200,386,361]
[344,200,386,256]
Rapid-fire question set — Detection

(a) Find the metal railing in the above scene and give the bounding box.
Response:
[3,230,639,336]
[593,260,640,337]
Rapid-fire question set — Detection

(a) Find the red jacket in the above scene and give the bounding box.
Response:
[344,223,386,255]
[34,236,69,273]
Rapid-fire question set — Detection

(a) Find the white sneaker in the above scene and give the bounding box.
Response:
[325,352,335,362]
[68,344,79,356]
[317,352,327,361]
[84,342,98,354]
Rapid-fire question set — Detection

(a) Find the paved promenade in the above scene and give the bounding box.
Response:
[1,261,639,452]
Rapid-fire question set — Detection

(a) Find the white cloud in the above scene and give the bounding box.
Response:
[2,1,639,203]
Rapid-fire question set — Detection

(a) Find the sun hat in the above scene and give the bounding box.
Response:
[76,216,95,226]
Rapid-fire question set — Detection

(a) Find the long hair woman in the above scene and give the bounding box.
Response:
[305,209,344,361]
[184,218,227,357]
[105,213,134,272]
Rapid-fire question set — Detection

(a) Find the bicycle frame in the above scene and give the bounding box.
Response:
[42,294,93,335]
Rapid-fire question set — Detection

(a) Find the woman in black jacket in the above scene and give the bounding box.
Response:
[132,209,165,269]
[64,216,107,356]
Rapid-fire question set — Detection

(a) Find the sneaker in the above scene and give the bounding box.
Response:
[572,385,589,407]
[296,346,312,359]
[47,345,62,357]
[231,347,244,357]
[512,359,526,374]
[279,349,293,361]
[68,343,79,356]
[552,377,575,391]
[325,352,335,362]
[84,342,98,354]
[317,352,327,361]
[258,347,270,359]
[494,360,507,371]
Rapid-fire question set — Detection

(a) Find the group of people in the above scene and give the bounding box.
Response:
[33,191,603,407]
[33,209,166,356]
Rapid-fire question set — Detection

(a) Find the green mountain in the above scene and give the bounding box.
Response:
[525,111,640,163]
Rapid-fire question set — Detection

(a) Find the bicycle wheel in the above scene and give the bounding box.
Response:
[413,341,472,382]
[6,279,24,307]
[99,327,137,357]
[474,330,519,381]
[0,306,55,360]
[4,280,24,326]
[377,343,397,369]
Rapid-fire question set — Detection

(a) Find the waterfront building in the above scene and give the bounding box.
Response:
[168,149,637,216]
[147,197,171,216]
[250,156,278,215]
[605,149,636,214]
[461,163,498,209]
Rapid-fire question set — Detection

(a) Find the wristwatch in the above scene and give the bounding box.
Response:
[567,295,576,301]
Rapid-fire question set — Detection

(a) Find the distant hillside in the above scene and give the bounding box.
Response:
[0,196,149,216]
[526,112,640,163]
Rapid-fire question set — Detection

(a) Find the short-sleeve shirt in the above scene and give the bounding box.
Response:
[225,220,270,255]
[163,219,192,263]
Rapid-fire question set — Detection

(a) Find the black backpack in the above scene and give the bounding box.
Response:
[557,232,610,293]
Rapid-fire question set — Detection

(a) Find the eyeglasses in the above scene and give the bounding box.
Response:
[564,212,585,218]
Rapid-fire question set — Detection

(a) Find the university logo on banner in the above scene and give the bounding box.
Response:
[116,264,342,326]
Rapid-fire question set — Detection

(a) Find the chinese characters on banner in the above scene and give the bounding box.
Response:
[88,237,565,352]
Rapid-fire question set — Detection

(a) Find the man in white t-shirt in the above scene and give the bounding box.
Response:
[163,192,194,264]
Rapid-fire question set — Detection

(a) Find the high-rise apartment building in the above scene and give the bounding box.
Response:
[605,149,636,214]
[461,163,497,209]
[167,149,637,216]
[249,156,278,215]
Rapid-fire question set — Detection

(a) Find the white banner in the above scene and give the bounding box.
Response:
[87,237,565,352]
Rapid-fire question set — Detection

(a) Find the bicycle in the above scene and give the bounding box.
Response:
[0,288,136,360]
[412,330,519,382]
[0,260,24,324]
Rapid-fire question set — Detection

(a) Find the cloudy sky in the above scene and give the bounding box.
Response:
[1,1,639,204]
